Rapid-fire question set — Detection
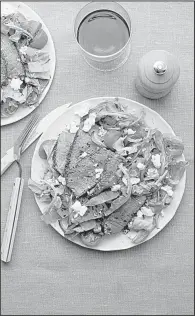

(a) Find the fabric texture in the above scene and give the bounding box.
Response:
[1,2,194,315]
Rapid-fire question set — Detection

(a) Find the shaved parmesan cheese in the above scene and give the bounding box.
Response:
[95,168,103,179]
[127,128,136,135]
[151,154,161,169]
[137,162,145,170]
[10,78,23,91]
[83,113,96,132]
[72,201,87,217]
[57,176,66,186]
[98,126,107,137]
[161,185,173,197]
[137,210,143,218]
[111,184,121,192]
[20,46,28,55]
[146,168,159,179]
[140,206,154,217]
[130,177,140,185]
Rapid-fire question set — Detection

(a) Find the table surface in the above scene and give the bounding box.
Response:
[1,2,194,315]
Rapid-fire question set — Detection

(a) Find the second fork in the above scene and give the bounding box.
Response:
[1,113,39,263]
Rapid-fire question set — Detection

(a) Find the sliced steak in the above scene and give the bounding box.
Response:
[1,55,8,85]
[66,157,98,197]
[1,34,25,78]
[51,131,75,176]
[66,129,110,197]
[92,152,124,195]
[68,203,109,226]
[103,195,147,234]
[66,129,126,198]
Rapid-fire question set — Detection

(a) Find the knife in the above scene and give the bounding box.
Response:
[1,103,72,176]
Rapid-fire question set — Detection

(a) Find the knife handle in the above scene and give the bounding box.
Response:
[1,177,24,263]
[1,148,15,176]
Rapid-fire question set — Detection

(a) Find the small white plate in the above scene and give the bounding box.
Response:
[1,2,56,126]
[30,97,186,251]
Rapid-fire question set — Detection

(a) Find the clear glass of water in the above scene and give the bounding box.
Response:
[74,2,132,71]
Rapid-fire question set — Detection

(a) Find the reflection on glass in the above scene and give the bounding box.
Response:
[74,2,131,71]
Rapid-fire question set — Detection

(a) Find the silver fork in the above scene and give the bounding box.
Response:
[1,113,39,263]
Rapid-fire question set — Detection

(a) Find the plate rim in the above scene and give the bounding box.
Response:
[1,1,56,126]
[30,96,186,251]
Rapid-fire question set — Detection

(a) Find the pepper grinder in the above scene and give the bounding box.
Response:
[135,50,180,99]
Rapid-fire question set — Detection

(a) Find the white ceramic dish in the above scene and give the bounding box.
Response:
[1,2,56,126]
[30,97,186,251]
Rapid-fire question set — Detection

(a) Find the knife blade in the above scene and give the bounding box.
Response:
[1,103,72,176]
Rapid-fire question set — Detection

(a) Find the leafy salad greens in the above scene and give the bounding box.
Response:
[1,8,50,117]
[29,99,188,247]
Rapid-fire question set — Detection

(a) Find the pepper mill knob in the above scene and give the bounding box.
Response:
[153,61,167,75]
[135,50,180,100]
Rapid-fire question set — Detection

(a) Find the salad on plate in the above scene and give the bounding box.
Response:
[29,99,188,247]
[1,5,51,117]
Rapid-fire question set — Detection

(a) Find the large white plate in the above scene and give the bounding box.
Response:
[31,97,186,251]
[1,2,56,126]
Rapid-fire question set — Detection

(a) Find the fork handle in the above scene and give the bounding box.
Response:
[1,148,15,176]
[1,177,24,263]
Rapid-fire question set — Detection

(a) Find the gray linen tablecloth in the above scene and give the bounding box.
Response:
[1,2,194,315]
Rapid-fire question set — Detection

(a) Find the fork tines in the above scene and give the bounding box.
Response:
[16,112,40,149]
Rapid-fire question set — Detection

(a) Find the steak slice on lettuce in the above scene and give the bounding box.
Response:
[65,129,111,197]
[51,131,75,176]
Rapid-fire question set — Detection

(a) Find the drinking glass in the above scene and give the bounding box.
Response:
[74,2,132,71]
